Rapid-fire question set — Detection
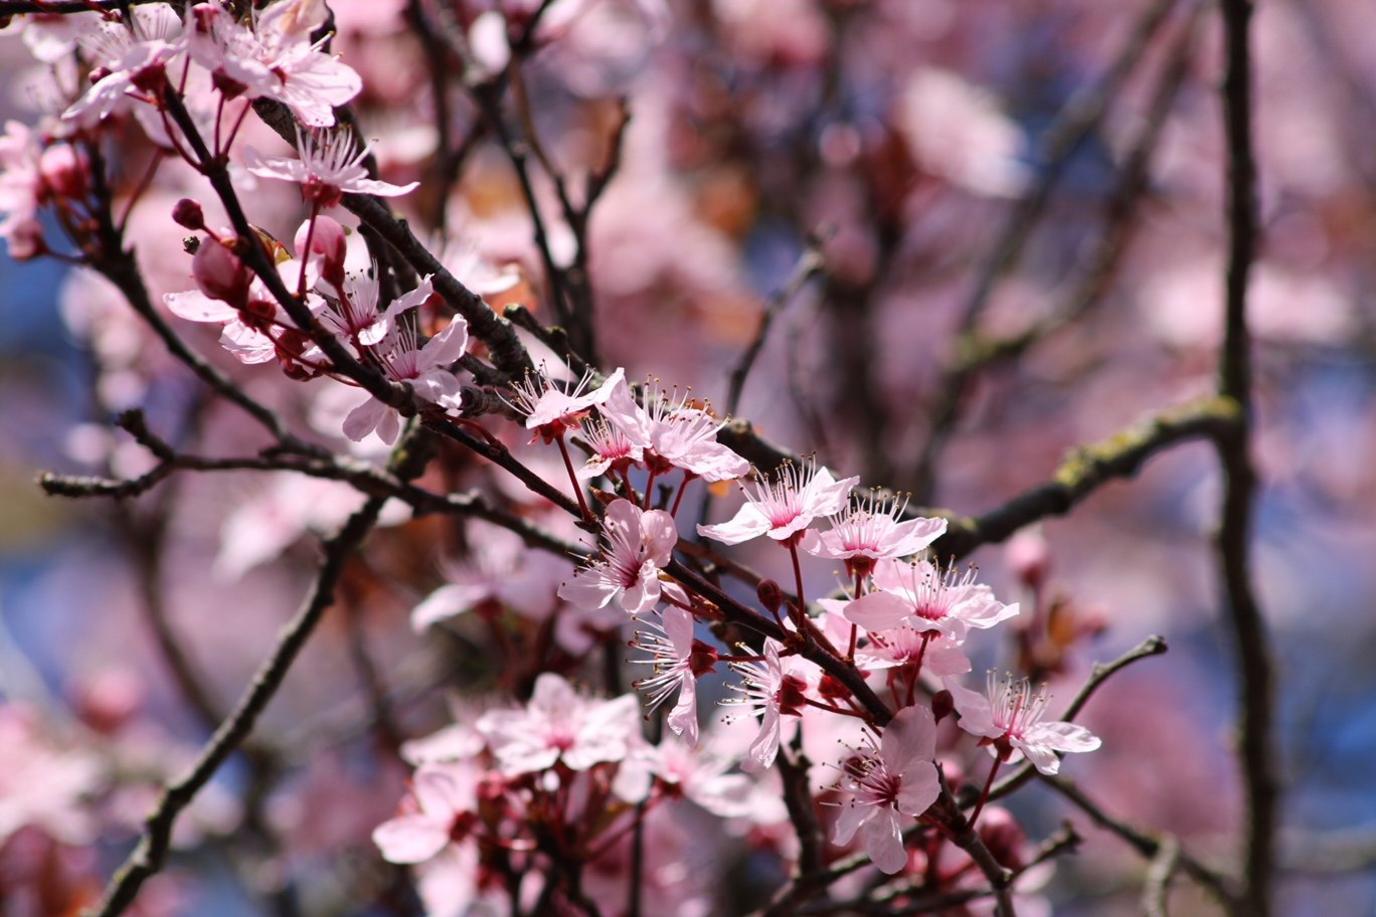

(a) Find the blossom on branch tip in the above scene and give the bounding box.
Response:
[342,310,467,444]
[505,365,624,440]
[188,0,361,127]
[946,672,1101,775]
[557,497,680,615]
[630,605,714,745]
[698,460,858,546]
[320,271,435,349]
[63,3,184,127]
[832,704,941,875]
[724,638,811,772]
[844,559,1019,642]
[476,672,640,775]
[246,128,418,209]
[372,762,481,865]
[600,378,750,482]
[801,493,947,576]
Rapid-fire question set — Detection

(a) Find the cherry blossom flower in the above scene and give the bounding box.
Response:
[188,0,362,127]
[319,270,434,348]
[698,460,858,546]
[557,498,680,615]
[63,3,184,127]
[0,706,102,845]
[601,378,749,482]
[947,673,1101,775]
[411,520,566,631]
[818,601,970,678]
[613,734,753,818]
[245,128,418,209]
[165,242,310,365]
[725,638,812,772]
[505,365,625,440]
[801,493,948,576]
[341,313,467,444]
[577,414,642,479]
[833,705,941,875]
[476,673,640,776]
[372,762,480,865]
[630,605,715,744]
[0,121,46,258]
[844,559,1019,642]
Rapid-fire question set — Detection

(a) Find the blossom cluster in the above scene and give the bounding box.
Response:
[0,1,1147,914]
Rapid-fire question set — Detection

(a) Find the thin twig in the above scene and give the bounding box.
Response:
[1141,836,1180,917]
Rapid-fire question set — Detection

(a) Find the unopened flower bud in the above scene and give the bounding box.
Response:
[931,689,954,723]
[295,214,348,286]
[39,145,88,199]
[172,198,206,231]
[976,807,1028,871]
[192,238,251,307]
[757,579,783,616]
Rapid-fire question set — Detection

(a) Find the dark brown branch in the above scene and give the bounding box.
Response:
[88,495,391,917]
[1215,1,1277,913]
[932,395,1242,562]
[1037,775,1237,909]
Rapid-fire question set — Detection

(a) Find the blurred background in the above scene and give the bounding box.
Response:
[2,0,1376,914]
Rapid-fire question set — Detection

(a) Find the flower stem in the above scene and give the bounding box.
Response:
[968,755,1003,829]
[296,201,320,298]
[556,434,591,521]
[846,568,864,662]
[788,541,807,632]
[669,472,693,517]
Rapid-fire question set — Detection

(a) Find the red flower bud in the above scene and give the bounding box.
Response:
[172,198,206,231]
[931,689,954,723]
[757,579,784,616]
[192,238,251,308]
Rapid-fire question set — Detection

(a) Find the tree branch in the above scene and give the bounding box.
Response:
[1215,1,1277,912]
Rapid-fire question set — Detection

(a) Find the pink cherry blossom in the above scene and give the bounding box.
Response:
[372,763,480,865]
[844,559,1019,642]
[947,673,1102,775]
[476,673,640,775]
[698,460,859,546]
[188,0,362,127]
[342,313,467,444]
[411,519,566,631]
[319,271,434,348]
[0,121,46,259]
[245,128,419,208]
[725,638,813,772]
[506,365,625,438]
[800,494,948,576]
[63,3,184,127]
[576,414,643,479]
[612,734,753,818]
[0,705,103,845]
[557,497,679,615]
[600,378,749,482]
[629,605,711,744]
[832,705,941,875]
